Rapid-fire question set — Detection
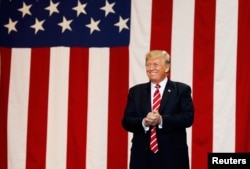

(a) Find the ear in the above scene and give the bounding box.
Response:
[165,67,170,72]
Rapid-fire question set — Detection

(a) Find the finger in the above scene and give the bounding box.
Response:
[152,110,159,114]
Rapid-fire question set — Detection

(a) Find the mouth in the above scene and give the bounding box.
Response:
[149,71,158,75]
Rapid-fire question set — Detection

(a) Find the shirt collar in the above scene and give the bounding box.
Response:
[150,77,168,89]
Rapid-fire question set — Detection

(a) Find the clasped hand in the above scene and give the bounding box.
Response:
[143,111,162,127]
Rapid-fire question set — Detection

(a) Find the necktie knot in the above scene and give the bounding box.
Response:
[155,84,160,89]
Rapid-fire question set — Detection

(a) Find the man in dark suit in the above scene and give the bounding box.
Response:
[122,50,194,169]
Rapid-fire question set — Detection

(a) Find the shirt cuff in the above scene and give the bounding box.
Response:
[158,121,163,129]
[142,119,150,132]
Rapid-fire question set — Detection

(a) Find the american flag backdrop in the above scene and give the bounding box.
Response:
[0,0,250,169]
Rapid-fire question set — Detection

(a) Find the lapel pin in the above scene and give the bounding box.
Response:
[168,89,171,92]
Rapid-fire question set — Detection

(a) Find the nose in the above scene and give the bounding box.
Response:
[147,65,154,69]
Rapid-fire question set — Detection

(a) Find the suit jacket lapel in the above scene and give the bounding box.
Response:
[143,82,152,114]
[159,80,174,113]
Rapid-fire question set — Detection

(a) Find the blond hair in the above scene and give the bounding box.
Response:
[145,50,171,65]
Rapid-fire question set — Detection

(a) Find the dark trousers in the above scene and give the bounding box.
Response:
[146,150,160,169]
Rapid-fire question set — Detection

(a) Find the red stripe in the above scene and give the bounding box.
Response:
[0,48,11,169]
[26,48,50,169]
[150,0,173,53]
[66,48,89,169]
[192,0,216,168]
[236,0,250,152]
[107,47,129,169]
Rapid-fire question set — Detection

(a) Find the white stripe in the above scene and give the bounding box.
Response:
[46,47,70,169]
[86,48,109,169]
[128,0,153,168]
[213,0,238,152]
[8,48,31,169]
[129,0,152,87]
[171,0,195,85]
[171,0,195,164]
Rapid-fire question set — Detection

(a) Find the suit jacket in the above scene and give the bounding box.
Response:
[122,80,194,169]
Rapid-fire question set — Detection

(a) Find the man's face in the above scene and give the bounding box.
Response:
[146,57,169,84]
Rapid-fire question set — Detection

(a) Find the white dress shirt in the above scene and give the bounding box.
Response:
[142,77,168,132]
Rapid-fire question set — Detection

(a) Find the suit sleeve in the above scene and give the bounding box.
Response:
[122,87,147,134]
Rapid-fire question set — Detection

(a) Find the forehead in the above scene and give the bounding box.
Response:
[146,56,164,62]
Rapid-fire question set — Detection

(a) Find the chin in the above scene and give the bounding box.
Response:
[150,79,159,83]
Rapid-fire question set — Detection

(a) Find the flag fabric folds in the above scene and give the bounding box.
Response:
[1,0,250,169]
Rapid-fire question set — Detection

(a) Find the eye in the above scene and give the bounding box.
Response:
[145,63,160,68]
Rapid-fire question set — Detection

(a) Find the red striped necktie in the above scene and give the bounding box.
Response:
[150,84,161,153]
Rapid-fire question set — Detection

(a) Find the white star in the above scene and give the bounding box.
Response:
[72,1,87,17]
[100,0,115,17]
[4,18,17,34]
[30,18,45,34]
[18,2,32,18]
[45,0,60,16]
[58,16,73,33]
[85,18,101,34]
[114,16,129,32]
[4,18,18,34]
